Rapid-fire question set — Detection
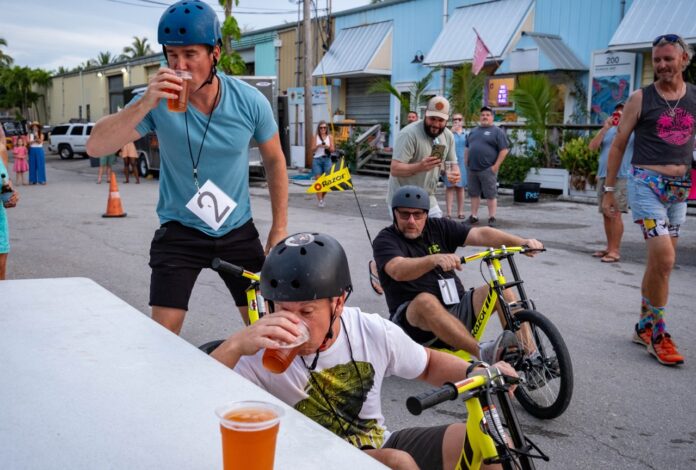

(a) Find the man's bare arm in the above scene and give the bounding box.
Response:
[605,89,641,187]
[258,133,289,253]
[87,68,182,157]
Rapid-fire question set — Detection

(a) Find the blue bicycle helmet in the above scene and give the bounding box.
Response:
[158,0,222,47]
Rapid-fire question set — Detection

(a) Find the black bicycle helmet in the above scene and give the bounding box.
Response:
[261,233,352,302]
[391,185,430,211]
[158,0,222,47]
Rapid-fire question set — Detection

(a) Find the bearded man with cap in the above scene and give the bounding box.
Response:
[87,0,288,334]
[386,96,460,218]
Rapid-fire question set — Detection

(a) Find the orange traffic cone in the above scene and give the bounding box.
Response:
[102,171,127,218]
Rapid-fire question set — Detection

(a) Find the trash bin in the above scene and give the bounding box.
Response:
[513,182,541,203]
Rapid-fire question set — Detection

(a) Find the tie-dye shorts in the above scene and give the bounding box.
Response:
[628,167,689,230]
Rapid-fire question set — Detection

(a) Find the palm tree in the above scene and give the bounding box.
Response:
[95,51,117,66]
[0,37,14,68]
[510,74,562,167]
[30,69,53,122]
[122,36,153,59]
[367,67,440,120]
[448,63,487,126]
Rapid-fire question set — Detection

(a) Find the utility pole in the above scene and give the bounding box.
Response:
[303,0,313,168]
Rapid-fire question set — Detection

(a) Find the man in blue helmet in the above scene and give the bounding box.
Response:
[87,0,288,334]
[211,232,519,470]
[372,186,543,362]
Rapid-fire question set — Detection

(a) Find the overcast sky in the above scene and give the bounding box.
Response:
[0,0,369,71]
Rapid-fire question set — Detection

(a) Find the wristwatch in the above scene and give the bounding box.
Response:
[603,186,616,193]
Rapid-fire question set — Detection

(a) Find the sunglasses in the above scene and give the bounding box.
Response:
[319,126,327,129]
[653,34,681,46]
[452,118,462,121]
[395,209,427,221]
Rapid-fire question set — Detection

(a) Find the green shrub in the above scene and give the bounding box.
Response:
[558,137,599,190]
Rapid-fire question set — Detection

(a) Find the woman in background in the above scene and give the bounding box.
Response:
[28,122,47,185]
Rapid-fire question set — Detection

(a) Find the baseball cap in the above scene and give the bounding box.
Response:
[425,96,450,120]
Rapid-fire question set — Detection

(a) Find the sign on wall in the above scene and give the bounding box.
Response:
[589,51,636,124]
[487,77,516,109]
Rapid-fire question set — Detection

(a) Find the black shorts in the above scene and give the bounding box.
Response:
[383,425,448,470]
[391,289,475,348]
[148,220,265,310]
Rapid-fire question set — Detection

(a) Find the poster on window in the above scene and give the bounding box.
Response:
[589,51,636,124]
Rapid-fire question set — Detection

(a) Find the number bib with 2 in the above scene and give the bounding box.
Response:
[185,180,237,231]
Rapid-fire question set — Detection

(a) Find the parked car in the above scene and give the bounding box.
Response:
[48,122,95,159]
[1,118,27,150]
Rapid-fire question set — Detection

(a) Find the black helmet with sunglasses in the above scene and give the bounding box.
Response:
[391,185,430,213]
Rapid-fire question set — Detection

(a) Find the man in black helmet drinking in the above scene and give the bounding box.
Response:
[87,0,288,335]
[211,232,518,470]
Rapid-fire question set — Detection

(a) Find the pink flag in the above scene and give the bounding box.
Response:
[472,31,490,75]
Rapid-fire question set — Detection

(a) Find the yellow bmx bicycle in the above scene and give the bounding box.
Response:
[437,245,573,420]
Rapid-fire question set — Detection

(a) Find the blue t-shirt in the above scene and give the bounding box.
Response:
[597,127,634,179]
[133,73,277,236]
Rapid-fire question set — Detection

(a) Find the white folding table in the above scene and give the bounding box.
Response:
[0,278,386,469]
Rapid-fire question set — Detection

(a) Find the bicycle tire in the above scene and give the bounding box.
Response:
[510,310,573,419]
[198,339,225,355]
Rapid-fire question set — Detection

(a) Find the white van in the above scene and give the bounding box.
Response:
[48,122,95,159]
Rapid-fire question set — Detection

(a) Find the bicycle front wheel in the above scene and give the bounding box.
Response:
[511,310,573,419]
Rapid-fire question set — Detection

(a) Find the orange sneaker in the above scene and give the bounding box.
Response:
[648,333,684,366]
[632,323,652,347]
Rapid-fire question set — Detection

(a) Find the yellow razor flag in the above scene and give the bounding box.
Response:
[307,159,353,193]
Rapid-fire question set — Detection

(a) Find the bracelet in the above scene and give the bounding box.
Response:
[603,186,616,193]
[466,360,485,377]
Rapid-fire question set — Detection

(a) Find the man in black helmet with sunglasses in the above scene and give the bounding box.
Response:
[603,33,696,366]
[372,186,543,363]
[87,0,288,335]
[212,232,518,470]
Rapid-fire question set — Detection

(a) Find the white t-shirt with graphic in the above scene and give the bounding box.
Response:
[234,306,428,449]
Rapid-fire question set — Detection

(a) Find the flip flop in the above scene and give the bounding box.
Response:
[368,260,384,295]
[458,213,466,219]
[592,250,609,258]
[601,254,621,263]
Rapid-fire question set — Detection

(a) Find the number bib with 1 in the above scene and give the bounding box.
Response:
[186,179,237,231]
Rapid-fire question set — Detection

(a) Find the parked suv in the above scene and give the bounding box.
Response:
[48,122,94,159]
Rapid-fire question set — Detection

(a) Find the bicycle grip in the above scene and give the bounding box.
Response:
[211,258,244,277]
[406,383,458,415]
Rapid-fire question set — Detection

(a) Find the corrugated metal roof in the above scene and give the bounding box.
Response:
[525,33,586,71]
[423,0,534,67]
[312,21,392,78]
[609,0,696,50]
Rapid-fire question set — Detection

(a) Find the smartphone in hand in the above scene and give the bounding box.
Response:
[431,144,446,160]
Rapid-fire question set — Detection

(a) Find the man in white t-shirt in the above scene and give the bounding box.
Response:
[212,232,517,469]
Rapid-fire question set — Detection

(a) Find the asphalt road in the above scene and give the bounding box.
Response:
[5,149,696,469]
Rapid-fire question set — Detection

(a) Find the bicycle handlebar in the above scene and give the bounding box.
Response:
[460,245,546,264]
[211,258,260,282]
[407,370,520,415]
[406,382,458,415]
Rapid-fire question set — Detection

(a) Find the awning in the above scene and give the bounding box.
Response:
[609,0,696,50]
[312,21,392,78]
[496,32,586,74]
[423,0,533,67]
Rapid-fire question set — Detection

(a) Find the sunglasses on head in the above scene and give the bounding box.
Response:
[653,34,681,46]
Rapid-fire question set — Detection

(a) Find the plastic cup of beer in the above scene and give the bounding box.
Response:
[445,161,458,183]
[262,320,310,374]
[167,70,192,113]
[216,401,285,470]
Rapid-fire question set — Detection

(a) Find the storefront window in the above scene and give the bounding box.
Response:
[487,77,515,109]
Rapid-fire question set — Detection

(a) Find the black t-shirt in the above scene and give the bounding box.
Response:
[373,218,471,315]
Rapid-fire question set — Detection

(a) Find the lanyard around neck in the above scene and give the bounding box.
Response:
[185,75,220,190]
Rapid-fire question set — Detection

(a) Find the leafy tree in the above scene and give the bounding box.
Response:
[95,51,117,66]
[122,36,153,59]
[448,63,487,126]
[0,37,13,68]
[367,68,440,121]
[0,66,36,118]
[218,0,245,75]
[510,74,562,167]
